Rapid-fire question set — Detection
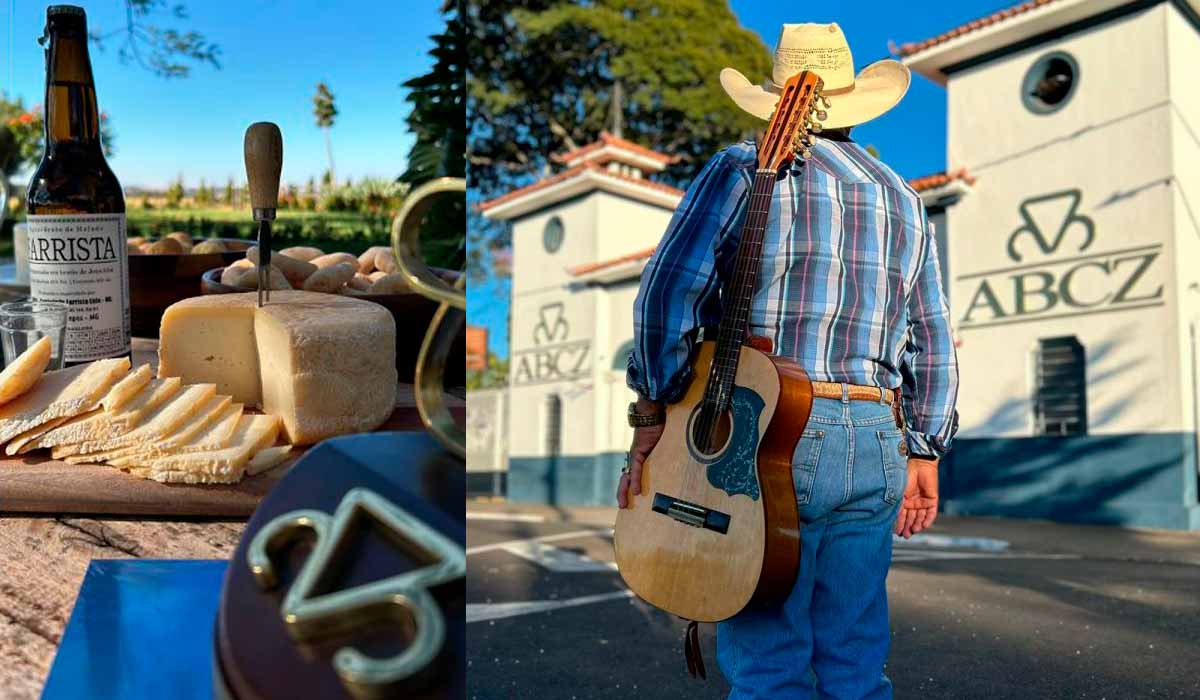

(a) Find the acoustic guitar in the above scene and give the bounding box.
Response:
[613,71,826,623]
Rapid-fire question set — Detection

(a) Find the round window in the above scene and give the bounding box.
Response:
[1022,51,1079,114]
[543,216,564,254]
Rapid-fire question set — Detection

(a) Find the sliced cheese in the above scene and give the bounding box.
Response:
[64,383,216,457]
[24,377,182,453]
[246,444,293,476]
[101,364,153,412]
[110,377,182,426]
[5,414,74,455]
[76,394,233,464]
[128,414,280,483]
[106,402,244,467]
[157,291,396,445]
[0,358,128,445]
[0,335,52,405]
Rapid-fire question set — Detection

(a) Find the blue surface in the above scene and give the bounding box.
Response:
[43,560,227,700]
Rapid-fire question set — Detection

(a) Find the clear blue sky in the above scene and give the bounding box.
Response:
[1,0,444,189]
[469,0,1018,361]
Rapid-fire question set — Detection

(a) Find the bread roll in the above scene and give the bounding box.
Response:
[279,246,324,262]
[301,262,357,293]
[310,252,359,269]
[246,246,318,287]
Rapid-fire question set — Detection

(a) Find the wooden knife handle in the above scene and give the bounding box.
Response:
[244,122,283,214]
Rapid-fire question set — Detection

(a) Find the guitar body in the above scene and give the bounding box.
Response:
[613,340,813,622]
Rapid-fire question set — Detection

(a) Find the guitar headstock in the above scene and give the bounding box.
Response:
[755,70,828,171]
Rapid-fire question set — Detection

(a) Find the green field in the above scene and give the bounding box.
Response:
[127,208,391,255]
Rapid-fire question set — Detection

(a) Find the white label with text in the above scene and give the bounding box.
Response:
[26,213,130,362]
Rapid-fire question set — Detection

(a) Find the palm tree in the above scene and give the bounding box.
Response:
[312,82,338,186]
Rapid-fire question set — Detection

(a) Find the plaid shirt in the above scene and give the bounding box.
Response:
[627,137,959,457]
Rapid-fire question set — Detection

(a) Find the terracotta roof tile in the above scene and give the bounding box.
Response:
[553,131,679,166]
[898,0,1059,57]
[569,246,657,277]
[908,168,976,192]
[477,162,683,213]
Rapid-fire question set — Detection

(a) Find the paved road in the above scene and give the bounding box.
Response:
[466,505,1200,699]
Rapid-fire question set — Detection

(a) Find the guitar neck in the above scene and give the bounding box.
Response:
[703,166,778,409]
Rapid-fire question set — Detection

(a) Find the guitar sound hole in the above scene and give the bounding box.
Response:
[692,403,732,456]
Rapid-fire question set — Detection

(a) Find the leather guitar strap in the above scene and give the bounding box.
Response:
[683,620,707,679]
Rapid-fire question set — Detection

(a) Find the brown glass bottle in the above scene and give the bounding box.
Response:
[25,5,130,366]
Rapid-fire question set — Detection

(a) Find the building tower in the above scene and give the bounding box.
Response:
[902,0,1200,529]
[479,133,684,505]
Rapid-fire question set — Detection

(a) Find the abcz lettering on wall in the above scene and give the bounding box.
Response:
[957,190,1164,329]
[512,302,592,386]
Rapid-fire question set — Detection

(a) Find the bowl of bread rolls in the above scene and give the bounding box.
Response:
[127,233,252,338]
[200,244,464,384]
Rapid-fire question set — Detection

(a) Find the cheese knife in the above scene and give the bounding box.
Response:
[243,122,283,306]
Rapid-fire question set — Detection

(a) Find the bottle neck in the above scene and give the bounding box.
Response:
[43,25,101,151]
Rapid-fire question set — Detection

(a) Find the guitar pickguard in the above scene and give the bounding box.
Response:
[699,385,765,501]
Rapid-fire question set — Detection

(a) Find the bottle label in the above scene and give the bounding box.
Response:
[25,213,130,362]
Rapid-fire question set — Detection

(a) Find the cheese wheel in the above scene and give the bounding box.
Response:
[158,291,397,445]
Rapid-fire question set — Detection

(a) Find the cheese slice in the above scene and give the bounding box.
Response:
[72,394,233,465]
[0,335,52,405]
[0,358,128,445]
[63,383,216,458]
[101,364,153,412]
[110,377,182,426]
[246,444,293,476]
[23,377,182,453]
[127,414,280,484]
[106,402,244,467]
[5,415,74,455]
[158,291,396,445]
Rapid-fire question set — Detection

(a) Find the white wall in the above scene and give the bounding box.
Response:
[1167,4,1200,448]
[945,4,1184,436]
[593,191,676,262]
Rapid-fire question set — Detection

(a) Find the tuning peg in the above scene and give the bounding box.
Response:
[802,148,813,159]
[821,96,832,109]
[817,110,828,121]
[811,123,823,133]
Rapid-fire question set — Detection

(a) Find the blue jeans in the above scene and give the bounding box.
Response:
[716,388,907,700]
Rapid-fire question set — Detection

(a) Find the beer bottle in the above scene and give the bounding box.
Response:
[25,5,130,365]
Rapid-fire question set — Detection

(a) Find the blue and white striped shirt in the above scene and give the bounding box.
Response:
[627,136,959,456]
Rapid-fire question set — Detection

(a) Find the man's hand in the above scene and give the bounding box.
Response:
[895,457,939,538]
[617,399,665,509]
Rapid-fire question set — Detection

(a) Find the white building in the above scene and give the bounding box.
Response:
[902,0,1200,529]
[473,0,1200,530]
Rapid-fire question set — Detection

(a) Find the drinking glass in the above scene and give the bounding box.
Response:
[0,301,68,370]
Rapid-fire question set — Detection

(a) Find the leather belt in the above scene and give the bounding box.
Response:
[811,380,895,404]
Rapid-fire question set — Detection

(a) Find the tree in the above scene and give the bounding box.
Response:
[466,0,771,195]
[312,82,338,185]
[223,177,235,206]
[164,174,184,207]
[400,0,466,271]
[1,96,117,178]
[195,178,213,205]
[89,1,221,79]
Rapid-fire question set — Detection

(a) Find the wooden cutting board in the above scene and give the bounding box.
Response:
[0,340,464,518]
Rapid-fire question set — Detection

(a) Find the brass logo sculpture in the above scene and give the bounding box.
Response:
[390,176,466,458]
[247,488,466,696]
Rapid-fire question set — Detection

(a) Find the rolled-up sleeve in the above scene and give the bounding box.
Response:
[626,148,749,403]
[900,212,960,456]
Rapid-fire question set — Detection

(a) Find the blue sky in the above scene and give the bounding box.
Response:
[469,0,1017,361]
[1,0,444,188]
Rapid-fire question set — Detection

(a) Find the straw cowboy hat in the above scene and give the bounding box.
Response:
[720,23,910,129]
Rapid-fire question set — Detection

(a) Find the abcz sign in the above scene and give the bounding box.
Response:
[957,190,1163,329]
